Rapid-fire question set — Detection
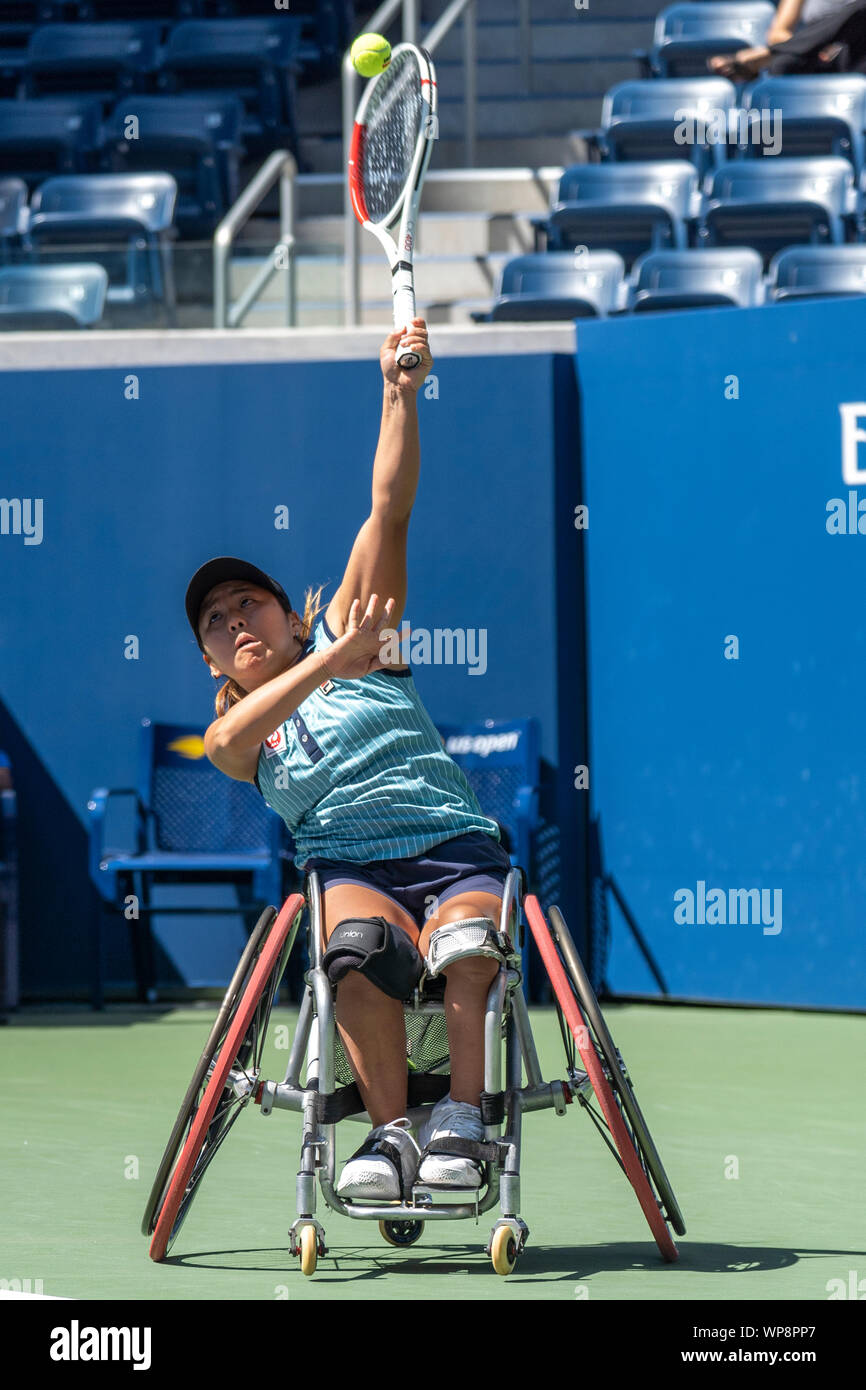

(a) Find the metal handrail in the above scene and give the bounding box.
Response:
[343,0,478,326]
[213,149,297,329]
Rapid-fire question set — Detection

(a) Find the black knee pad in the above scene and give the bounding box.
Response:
[322,916,423,1001]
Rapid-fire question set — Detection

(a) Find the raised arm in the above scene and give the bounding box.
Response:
[325,319,433,640]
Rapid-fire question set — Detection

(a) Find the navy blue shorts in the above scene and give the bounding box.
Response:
[303,831,512,929]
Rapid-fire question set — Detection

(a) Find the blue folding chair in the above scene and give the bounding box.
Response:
[0,97,102,185]
[700,156,858,263]
[436,717,541,985]
[641,2,776,79]
[767,243,866,300]
[629,246,764,310]
[88,718,292,1008]
[740,75,866,174]
[473,250,626,321]
[157,18,304,155]
[97,94,244,235]
[0,261,107,326]
[592,77,738,174]
[23,22,162,103]
[536,162,701,268]
[26,172,177,320]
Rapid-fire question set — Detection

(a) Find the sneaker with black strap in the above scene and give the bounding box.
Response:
[416,1095,488,1190]
[335,1117,421,1202]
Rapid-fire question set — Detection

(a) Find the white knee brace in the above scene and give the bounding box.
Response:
[424,917,507,979]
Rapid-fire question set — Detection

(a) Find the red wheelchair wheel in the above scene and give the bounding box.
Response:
[148,892,305,1262]
[525,894,683,1262]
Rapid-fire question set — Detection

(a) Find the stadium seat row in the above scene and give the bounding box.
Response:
[474,246,866,320]
[534,158,866,269]
[0,171,176,317]
[584,75,866,178]
[0,95,243,234]
[0,18,312,159]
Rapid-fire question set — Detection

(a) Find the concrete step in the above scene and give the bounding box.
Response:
[289,166,565,218]
[430,17,653,61]
[229,250,512,305]
[437,92,602,138]
[420,0,656,20]
[298,130,587,172]
[432,55,639,97]
[295,210,540,256]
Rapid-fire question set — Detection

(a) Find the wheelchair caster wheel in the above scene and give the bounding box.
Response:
[299,1224,318,1277]
[379,1219,424,1248]
[490,1226,518,1276]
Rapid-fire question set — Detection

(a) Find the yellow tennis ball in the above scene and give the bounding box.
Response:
[351,32,391,78]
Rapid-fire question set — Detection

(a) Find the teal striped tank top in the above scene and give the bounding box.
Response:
[254,611,501,867]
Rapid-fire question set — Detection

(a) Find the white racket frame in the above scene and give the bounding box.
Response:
[349,43,438,369]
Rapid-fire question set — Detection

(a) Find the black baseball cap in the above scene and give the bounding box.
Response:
[185,556,293,651]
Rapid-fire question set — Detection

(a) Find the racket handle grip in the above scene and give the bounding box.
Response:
[393,276,421,370]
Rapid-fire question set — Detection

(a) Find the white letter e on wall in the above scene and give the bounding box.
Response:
[839,403,866,484]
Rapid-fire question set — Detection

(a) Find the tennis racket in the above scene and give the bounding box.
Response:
[349,43,438,369]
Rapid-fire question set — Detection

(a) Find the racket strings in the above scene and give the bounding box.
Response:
[361,50,424,225]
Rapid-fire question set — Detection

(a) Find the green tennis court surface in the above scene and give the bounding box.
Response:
[2,1003,863,1302]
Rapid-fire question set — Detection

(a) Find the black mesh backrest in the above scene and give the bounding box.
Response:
[147,721,271,853]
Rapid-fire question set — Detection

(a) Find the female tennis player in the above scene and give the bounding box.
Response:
[184,319,512,1202]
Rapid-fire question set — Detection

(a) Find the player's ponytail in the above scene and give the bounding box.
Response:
[213,583,327,718]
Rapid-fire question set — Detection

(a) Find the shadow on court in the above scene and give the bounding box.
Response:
[157,1241,866,1283]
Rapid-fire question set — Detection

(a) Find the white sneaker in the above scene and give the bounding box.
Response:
[417,1095,485,1190]
[336,1118,421,1202]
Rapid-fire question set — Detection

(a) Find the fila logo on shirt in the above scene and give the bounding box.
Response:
[264,726,286,757]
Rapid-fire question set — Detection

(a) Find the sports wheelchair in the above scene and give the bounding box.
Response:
[143,866,686,1275]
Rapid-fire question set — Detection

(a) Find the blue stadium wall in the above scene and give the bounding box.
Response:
[0,333,585,999]
[576,296,866,1011]
[3,303,864,1011]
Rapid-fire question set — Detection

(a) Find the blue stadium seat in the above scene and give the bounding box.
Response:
[0,261,107,326]
[0,3,61,17]
[0,174,26,257]
[643,2,776,79]
[594,77,738,173]
[474,250,626,321]
[0,18,37,98]
[629,246,764,311]
[536,162,701,268]
[157,18,305,155]
[27,172,177,319]
[88,717,291,1005]
[767,244,866,300]
[23,22,161,103]
[212,0,352,69]
[740,75,866,174]
[76,2,202,19]
[701,157,857,263]
[0,97,102,185]
[97,94,244,235]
